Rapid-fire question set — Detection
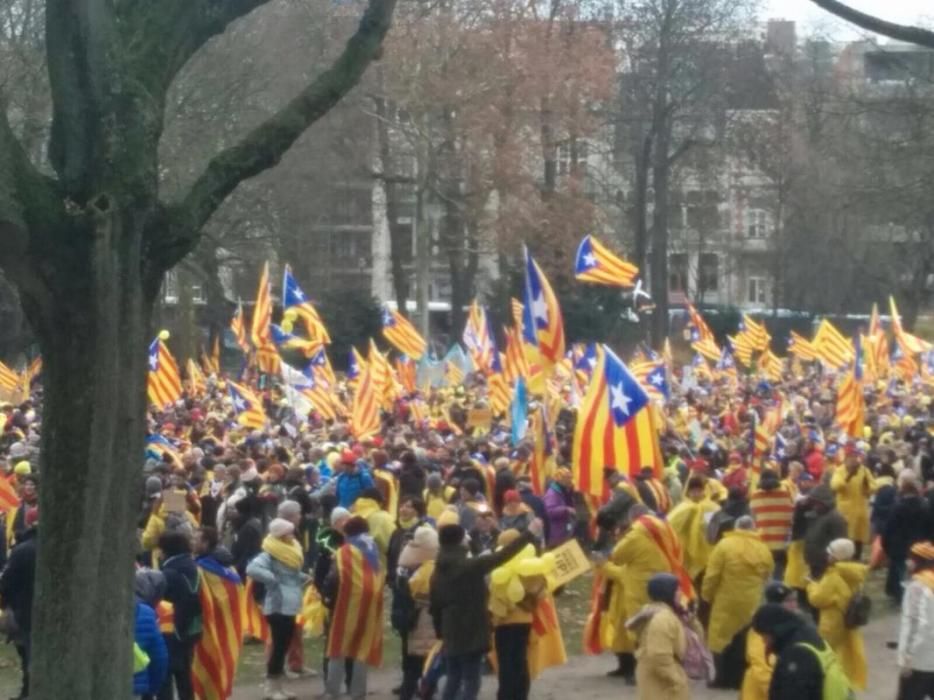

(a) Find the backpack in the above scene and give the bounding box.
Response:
[681,618,715,681]
[844,589,871,628]
[797,642,854,700]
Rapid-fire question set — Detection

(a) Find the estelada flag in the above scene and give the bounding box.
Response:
[572,344,663,497]
[574,234,638,287]
[325,543,385,666]
[192,559,245,700]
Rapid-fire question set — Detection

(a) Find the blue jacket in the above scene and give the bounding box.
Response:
[246,552,307,616]
[133,601,168,695]
[335,465,375,508]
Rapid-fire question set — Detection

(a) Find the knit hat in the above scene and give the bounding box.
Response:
[8,442,26,459]
[277,500,301,520]
[330,507,351,527]
[399,525,440,569]
[763,582,793,604]
[436,508,460,528]
[12,461,29,476]
[807,484,835,508]
[827,538,855,562]
[145,476,163,497]
[268,518,295,539]
[647,573,679,606]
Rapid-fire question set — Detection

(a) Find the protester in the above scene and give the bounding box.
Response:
[625,573,689,700]
[543,468,577,548]
[749,469,795,577]
[157,530,202,700]
[0,505,37,699]
[246,518,307,700]
[830,447,876,560]
[883,471,929,604]
[702,515,773,685]
[897,541,934,700]
[430,514,542,700]
[134,569,169,699]
[322,515,384,700]
[739,582,798,700]
[806,537,868,689]
[393,525,439,700]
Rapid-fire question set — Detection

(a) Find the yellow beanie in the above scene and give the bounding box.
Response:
[436,507,460,528]
[13,461,30,476]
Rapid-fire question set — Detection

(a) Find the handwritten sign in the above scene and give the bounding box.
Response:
[162,490,186,514]
[550,538,592,587]
[467,408,492,431]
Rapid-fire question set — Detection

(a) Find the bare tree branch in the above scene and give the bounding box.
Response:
[809,0,934,49]
[155,0,397,272]
[120,0,274,91]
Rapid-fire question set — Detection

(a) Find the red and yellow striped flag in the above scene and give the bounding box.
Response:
[192,559,246,700]
[147,338,182,408]
[890,295,931,356]
[243,580,270,642]
[813,319,853,369]
[504,328,529,384]
[325,543,385,666]
[788,330,819,361]
[230,301,250,354]
[741,314,771,352]
[186,358,207,396]
[574,234,639,287]
[250,262,272,348]
[382,307,427,360]
[351,362,381,441]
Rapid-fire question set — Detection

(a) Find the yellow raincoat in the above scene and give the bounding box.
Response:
[701,529,773,652]
[607,523,673,650]
[806,561,868,690]
[598,560,632,652]
[783,539,808,589]
[633,604,689,700]
[830,465,875,543]
[667,497,719,579]
[740,630,772,700]
[351,497,397,563]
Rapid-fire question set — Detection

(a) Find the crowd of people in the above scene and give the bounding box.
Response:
[3,347,934,700]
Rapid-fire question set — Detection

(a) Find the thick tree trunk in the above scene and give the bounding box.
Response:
[28,207,152,700]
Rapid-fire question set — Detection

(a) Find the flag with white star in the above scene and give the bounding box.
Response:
[574,234,639,287]
[571,344,662,497]
[147,338,182,409]
[521,246,565,365]
[227,380,266,429]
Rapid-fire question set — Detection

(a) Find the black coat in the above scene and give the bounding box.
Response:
[883,494,928,560]
[399,465,426,500]
[0,528,36,634]
[767,619,826,700]
[231,517,263,580]
[430,530,533,655]
[161,554,202,641]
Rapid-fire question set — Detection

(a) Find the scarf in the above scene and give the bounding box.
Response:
[915,569,934,593]
[399,515,420,531]
[262,535,303,570]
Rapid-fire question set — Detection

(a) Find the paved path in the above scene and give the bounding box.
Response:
[232,609,902,699]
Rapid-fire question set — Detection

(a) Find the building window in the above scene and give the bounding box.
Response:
[162,270,178,304]
[699,253,719,293]
[557,139,589,176]
[191,283,206,304]
[747,276,768,305]
[746,209,770,239]
[669,253,688,293]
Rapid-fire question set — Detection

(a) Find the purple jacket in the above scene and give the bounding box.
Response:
[543,484,575,548]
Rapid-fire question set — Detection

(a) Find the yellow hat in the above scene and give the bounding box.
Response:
[436,508,460,528]
[13,461,30,476]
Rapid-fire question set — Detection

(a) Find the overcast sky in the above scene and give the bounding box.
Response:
[764,0,933,38]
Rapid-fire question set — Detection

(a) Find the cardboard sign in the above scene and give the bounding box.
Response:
[467,408,492,431]
[162,489,186,514]
[549,538,592,587]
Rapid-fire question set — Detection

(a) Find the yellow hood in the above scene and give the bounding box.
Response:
[833,561,868,590]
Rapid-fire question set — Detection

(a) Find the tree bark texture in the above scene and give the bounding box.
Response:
[0,2,398,698]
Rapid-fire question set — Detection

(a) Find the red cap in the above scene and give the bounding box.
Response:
[689,458,708,472]
[340,449,356,465]
[352,444,365,458]
[371,436,384,447]
[504,489,521,504]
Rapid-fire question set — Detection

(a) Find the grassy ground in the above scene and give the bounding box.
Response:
[235,572,595,684]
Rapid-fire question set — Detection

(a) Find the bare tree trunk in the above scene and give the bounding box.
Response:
[29,209,151,699]
[633,135,653,272]
[373,94,410,313]
[650,117,672,346]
